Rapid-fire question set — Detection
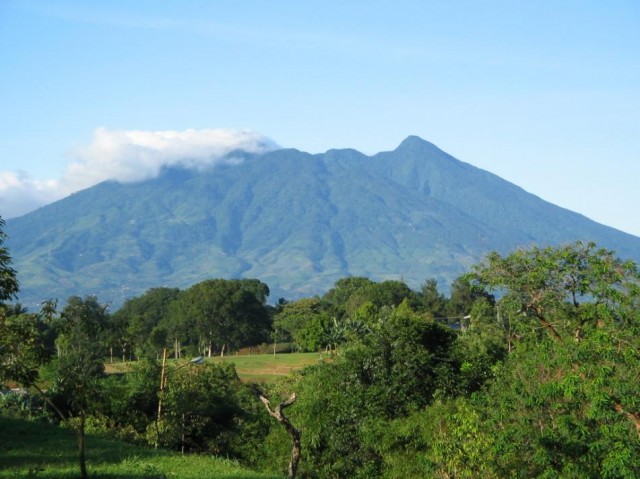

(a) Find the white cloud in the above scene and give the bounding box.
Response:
[0,172,60,218]
[0,128,278,219]
[65,127,277,188]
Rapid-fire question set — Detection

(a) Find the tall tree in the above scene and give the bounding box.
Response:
[111,287,180,359]
[171,279,271,357]
[446,275,494,326]
[418,278,447,318]
[0,312,49,388]
[467,241,640,342]
[275,301,458,478]
[321,277,375,318]
[155,362,266,458]
[0,215,25,386]
[51,295,110,479]
[274,297,330,352]
[453,242,640,477]
[0,216,19,305]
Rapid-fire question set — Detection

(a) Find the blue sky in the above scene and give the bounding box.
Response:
[1,1,639,236]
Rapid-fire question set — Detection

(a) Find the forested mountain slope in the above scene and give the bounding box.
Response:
[6,136,640,308]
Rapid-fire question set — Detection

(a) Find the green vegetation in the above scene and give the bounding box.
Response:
[2,210,639,479]
[104,353,324,383]
[212,353,326,383]
[0,216,19,304]
[8,136,640,309]
[0,415,281,479]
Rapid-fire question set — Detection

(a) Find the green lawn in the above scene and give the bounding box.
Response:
[0,415,283,479]
[211,351,327,382]
[105,352,327,382]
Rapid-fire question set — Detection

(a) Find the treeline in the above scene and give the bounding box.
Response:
[2,211,640,479]
[5,275,486,365]
[109,278,272,360]
[109,274,487,361]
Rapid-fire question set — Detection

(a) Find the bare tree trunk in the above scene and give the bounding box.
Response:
[220,344,226,358]
[157,348,168,423]
[181,413,186,454]
[78,413,88,479]
[259,393,301,479]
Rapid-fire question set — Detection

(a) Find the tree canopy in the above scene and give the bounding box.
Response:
[0,216,19,304]
[3,238,639,479]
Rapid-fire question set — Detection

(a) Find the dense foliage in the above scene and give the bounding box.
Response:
[0,217,19,305]
[2,221,639,479]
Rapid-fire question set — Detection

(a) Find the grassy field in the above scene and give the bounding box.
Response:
[105,351,327,382]
[0,415,283,479]
[211,351,326,382]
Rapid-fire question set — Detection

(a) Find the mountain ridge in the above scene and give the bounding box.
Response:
[6,136,639,309]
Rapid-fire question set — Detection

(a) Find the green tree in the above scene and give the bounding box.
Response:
[0,220,52,392]
[50,296,110,479]
[446,275,494,329]
[0,216,19,305]
[235,278,270,305]
[321,277,375,318]
[0,312,49,388]
[270,301,458,478]
[274,297,332,351]
[161,300,194,359]
[155,362,269,459]
[96,358,162,442]
[418,277,447,318]
[170,279,271,357]
[372,243,640,478]
[454,242,640,477]
[467,241,639,342]
[374,398,496,479]
[469,331,640,478]
[111,287,180,359]
[273,297,320,341]
[343,279,417,317]
[448,296,507,395]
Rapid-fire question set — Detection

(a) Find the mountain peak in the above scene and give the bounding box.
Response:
[396,135,438,152]
[7,136,640,308]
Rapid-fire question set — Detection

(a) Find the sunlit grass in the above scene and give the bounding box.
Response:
[212,351,327,382]
[105,352,326,382]
[0,415,283,479]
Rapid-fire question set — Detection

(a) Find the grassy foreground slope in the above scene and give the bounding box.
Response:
[0,416,282,479]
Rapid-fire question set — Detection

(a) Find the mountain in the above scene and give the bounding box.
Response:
[6,136,640,309]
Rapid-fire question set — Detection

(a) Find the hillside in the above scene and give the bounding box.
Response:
[6,136,640,308]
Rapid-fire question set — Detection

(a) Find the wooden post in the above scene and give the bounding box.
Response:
[157,348,168,422]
